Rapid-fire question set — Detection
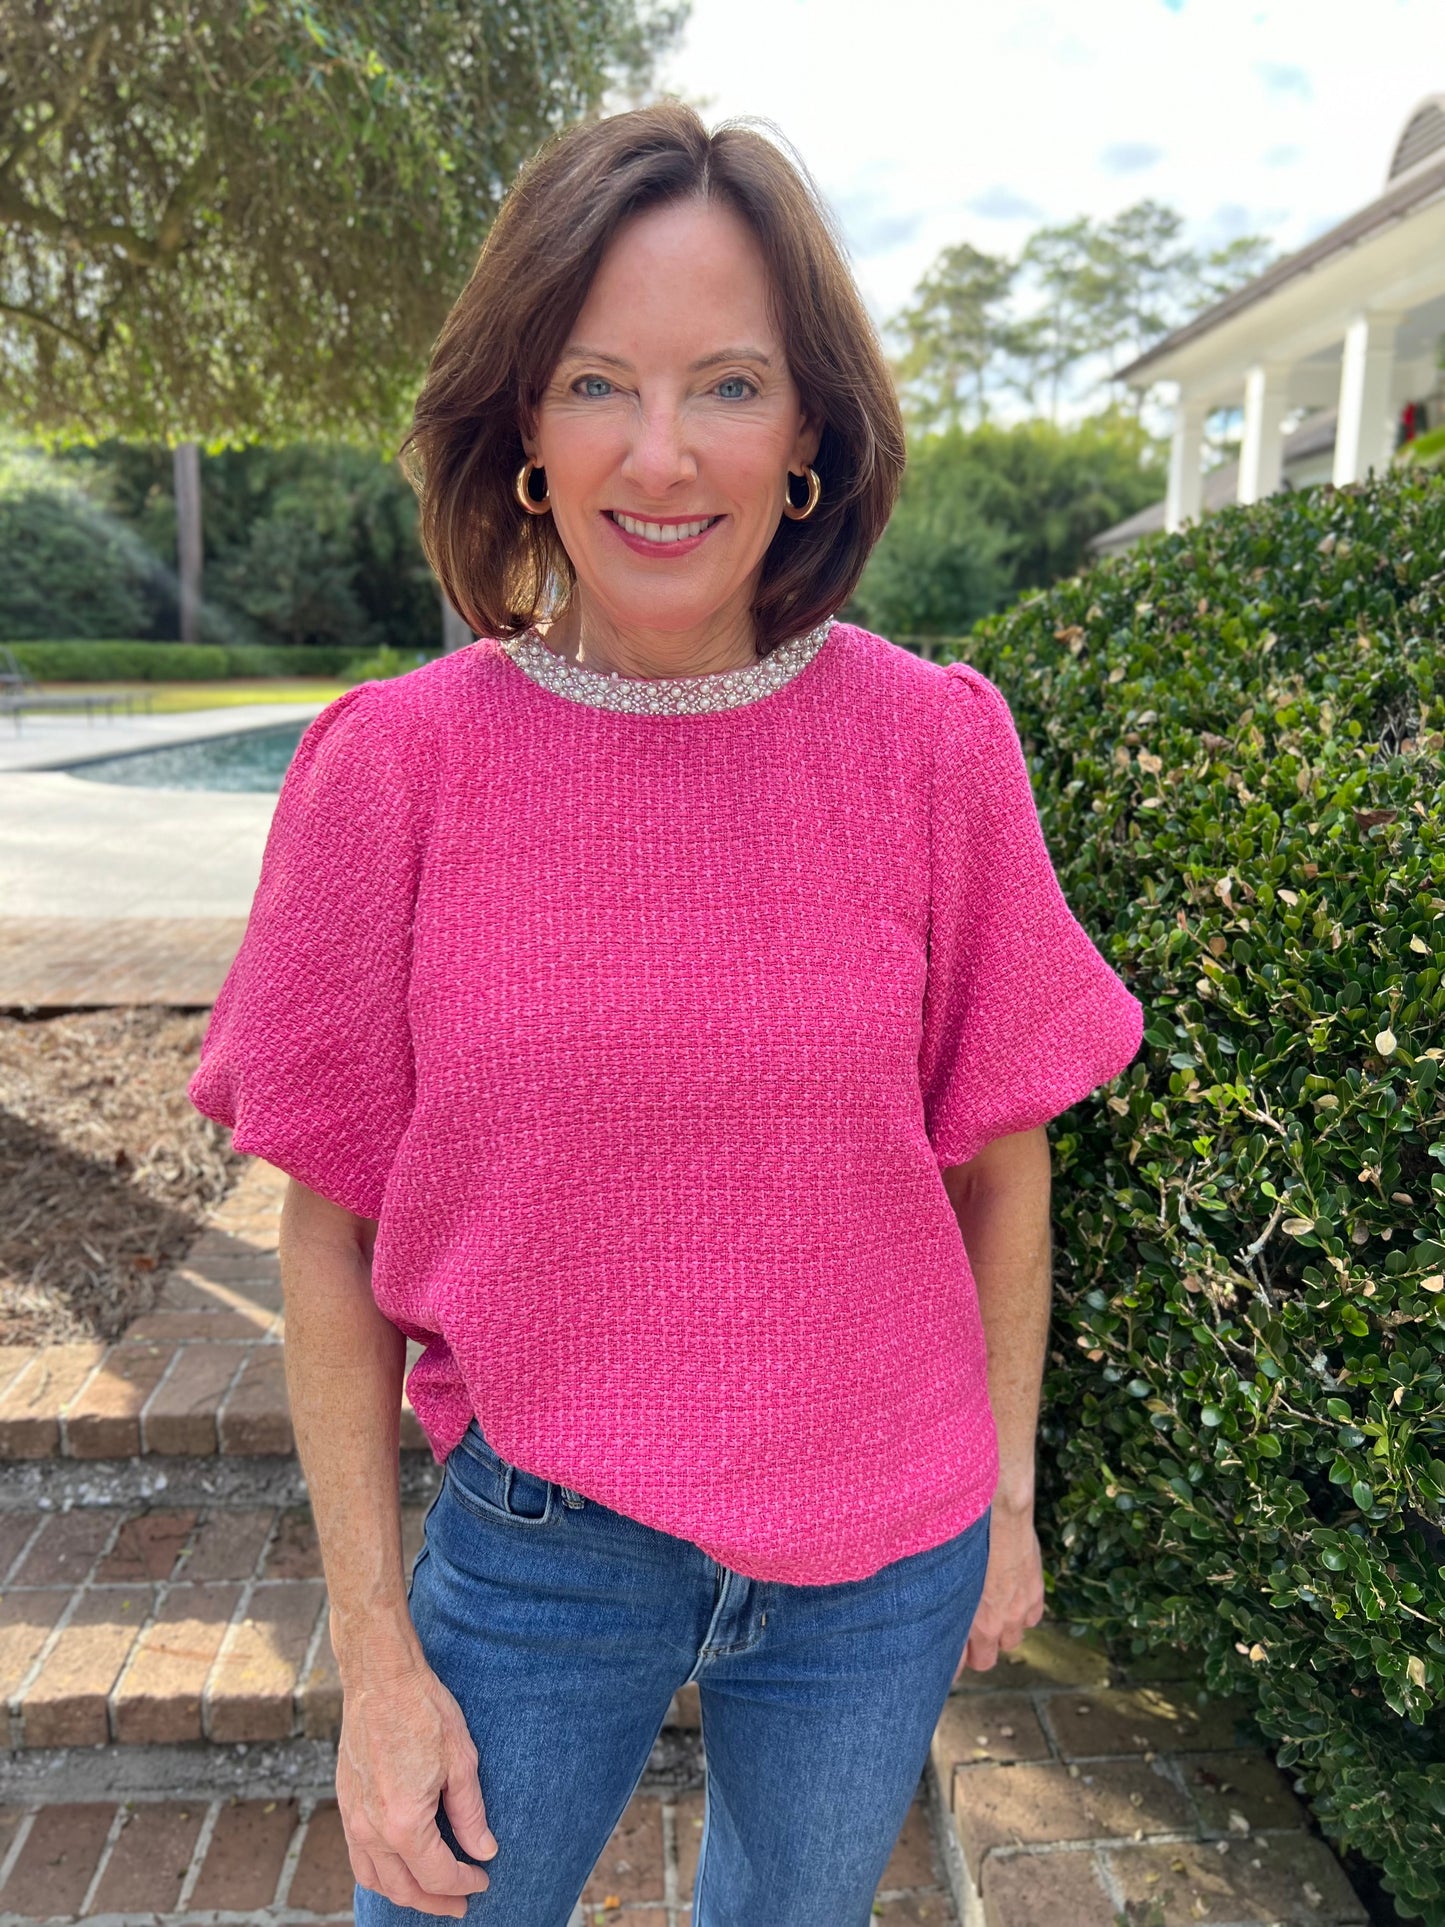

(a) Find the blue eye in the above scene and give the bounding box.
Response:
[576,375,613,398]
[717,376,754,401]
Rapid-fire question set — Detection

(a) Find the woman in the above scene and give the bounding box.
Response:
[189,101,1143,1926]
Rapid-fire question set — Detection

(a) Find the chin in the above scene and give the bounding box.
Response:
[589,573,739,633]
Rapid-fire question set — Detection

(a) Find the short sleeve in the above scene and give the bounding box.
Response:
[920,661,1144,1168]
[187,681,430,1218]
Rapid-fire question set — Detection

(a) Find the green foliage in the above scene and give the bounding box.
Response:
[1,0,686,448]
[0,488,155,640]
[1398,425,1445,474]
[890,242,1017,434]
[5,640,392,679]
[339,644,431,685]
[950,469,1445,1919]
[30,440,442,654]
[888,199,1276,430]
[850,412,1164,635]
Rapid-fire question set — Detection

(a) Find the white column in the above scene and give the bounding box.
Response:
[1333,312,1402,485]
[1165,396,1207,532]
[1238,363,1290,504]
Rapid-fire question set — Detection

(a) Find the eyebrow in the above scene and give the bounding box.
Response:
[560,345,772,372]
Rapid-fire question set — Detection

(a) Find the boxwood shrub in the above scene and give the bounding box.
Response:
[946,468,1444,1919]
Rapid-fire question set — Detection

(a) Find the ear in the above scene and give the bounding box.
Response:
[791,409,823,473]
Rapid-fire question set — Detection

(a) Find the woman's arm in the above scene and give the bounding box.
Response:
[942,1124,1052,1674]
[279,1178,498,1917]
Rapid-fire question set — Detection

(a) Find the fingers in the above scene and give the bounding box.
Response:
[442,1730,498,1864]
[346,1813,491,1916]
[964,1627,1000,1672]
[369,1844,484,1918]
[406,1819,493,1903]
[349,1839,464,1920]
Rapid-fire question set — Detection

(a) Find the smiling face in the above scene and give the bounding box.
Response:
[525,195,821,645]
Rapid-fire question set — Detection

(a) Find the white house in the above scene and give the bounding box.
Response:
[1091,95,1445,556]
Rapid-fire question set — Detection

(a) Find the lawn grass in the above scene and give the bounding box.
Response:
[38,679,352,712]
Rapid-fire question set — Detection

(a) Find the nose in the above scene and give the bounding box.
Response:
[619,396,697,498]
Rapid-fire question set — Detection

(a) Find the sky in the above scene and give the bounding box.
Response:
[653,0,1435,334]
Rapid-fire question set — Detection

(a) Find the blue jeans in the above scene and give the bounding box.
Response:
[353,1419,992,1927]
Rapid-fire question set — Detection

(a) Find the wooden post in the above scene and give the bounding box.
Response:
[440,586,472,653]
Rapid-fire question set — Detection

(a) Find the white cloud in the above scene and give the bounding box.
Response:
[654,0,1432,323]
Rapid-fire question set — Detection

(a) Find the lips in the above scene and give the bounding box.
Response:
[603,510,724,559]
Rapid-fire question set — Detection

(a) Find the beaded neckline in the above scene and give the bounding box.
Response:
[495,615,835,715]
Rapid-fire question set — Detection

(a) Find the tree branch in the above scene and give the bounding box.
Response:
[0,138,220,269]
[0,297,99,354]
[0,12,116,187]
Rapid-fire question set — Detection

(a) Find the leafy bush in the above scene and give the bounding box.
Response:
[48,440,443,654]
[0,487,156,639]
[339,644,433,685]
[1397,425,1445,475]
[848,409,1165,635]
[947,468,1445,1919]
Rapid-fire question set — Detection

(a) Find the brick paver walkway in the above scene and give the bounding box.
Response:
[0,918,245,1008]
[0,1783,952,1922]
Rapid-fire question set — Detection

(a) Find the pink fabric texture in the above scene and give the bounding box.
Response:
[188,621,1144,1583]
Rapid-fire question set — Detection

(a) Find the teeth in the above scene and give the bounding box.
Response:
[613,512,716,543]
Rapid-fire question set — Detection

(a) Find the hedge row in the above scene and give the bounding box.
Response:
[948,467,1444,1919]
[3,640,440,681]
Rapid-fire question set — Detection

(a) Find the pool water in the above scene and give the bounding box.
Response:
[63,719,309,793]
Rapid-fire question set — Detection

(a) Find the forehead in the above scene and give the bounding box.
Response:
[569,198,780,355]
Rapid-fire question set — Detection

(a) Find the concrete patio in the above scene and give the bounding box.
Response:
[1,699,326,918]
[0,700,327,1005]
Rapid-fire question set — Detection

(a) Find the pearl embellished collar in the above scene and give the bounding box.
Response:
[495,616,835,715]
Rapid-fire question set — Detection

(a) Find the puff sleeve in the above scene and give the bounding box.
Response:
[187,680,429,1218]
[919,661,1144,1169]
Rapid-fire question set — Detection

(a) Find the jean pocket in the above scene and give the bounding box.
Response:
[444,1421,560,1527]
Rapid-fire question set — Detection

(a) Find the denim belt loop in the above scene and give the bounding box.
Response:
[559,1485,585,1509]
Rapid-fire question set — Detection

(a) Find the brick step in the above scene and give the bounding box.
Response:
[929,1624,1367,1927]
[0,1779,951,1923]
[0,1497,701,1750]
[0,1318,429,1463]
[0,1264,435,1465]
[0,1157,434,1466]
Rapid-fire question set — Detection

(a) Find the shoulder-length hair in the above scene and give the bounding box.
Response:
[398,100,905,658]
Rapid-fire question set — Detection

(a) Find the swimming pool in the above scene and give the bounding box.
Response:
[60,719,309,793]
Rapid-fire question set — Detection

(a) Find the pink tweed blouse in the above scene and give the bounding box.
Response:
[188,620,1143,1584]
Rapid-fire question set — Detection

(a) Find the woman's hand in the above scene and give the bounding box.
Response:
[337,1635,498,1918]
[954,1499,1045,1680]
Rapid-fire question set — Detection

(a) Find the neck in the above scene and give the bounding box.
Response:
[539,592,760,680]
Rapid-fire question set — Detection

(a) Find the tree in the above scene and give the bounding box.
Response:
[0,0,685,637]
[848,410,1166,639]
[1078,200,1195,374]
[1008,216,1102,423]
[890,200,1278,428]
[888,242,1015,434]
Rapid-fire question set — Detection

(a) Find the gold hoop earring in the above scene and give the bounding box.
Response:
[782,466,821,521]
[515,459,551,515]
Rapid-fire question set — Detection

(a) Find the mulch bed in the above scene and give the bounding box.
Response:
[0,1008,244,1345]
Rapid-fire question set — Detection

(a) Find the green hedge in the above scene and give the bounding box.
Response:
[3,640,441,680]
[946,467,1444,1919]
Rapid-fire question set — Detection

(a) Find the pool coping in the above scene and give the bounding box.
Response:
[0,702,330,776]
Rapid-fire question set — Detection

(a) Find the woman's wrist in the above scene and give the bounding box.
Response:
[992,1474,1036,1518]
[331,1601,427,1687]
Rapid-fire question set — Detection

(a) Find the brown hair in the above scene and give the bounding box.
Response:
[398,100,905,657]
